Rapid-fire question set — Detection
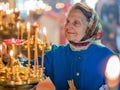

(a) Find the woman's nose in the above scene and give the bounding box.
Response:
[66,22,73,28]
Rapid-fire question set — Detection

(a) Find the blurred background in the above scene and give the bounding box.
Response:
[0,0,120,55]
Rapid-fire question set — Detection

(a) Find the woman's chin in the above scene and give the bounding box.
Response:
[68,39,78,43]
[67,39,73,42]
[67,37,80,43]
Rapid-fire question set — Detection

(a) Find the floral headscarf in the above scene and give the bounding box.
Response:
[69,3,102,45]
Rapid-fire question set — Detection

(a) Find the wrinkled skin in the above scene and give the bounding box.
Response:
[64,9,88,43]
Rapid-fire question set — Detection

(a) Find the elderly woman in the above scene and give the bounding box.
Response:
[27,3,120,90]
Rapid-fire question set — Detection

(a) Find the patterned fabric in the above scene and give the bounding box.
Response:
[81,11,102,42]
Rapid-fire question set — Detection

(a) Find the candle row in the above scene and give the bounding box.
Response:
[26,22,47,41]
[26,22,47,72]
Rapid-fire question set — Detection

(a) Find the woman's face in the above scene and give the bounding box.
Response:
[64,9,88,43]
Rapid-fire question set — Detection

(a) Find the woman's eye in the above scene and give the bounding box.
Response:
[65,20,81,27]
[65,20,69,25]
[73,21,80,26]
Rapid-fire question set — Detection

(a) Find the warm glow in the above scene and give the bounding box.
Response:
[15,8,18,12]
[43,27,47,36]
[0,45,2,51]
[11,38,15,43]
[17,22,20,29]
[27,22,30,30]
[34,22,37,26]
[10,50,13,57]
[37,1,46,9]
[11,9,14,13]
[44,5,52,11]
[24,0,47,10]
[0,2,9,11]
[105,55,120,79]
[105,55,120,87]
[56,2,64,9]
[6,10,11,14]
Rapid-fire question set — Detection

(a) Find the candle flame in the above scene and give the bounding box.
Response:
[105,55,120,87]
[15,8,18,12]
[27,22,30,30]
[12,38,15,43]
[17,22,20,28]
[43,27,47,35]
[56,2,64,9]
[10,50,13,57]
[0,45,2,51]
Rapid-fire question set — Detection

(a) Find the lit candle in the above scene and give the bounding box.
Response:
[27,22,31,68]
[11,38,15,44]
[10,50,15,76]
[43,27,47,43]
[34,27,39,72]
[0,44,2,57]
[27,9,30,21]
[10,50,14,66]
[105,55,120,90]
[41,27,47,69]
[17,22,20,39]
[15,8,18,13]
[41,42,45,69]
[21,23,23,40]
[31,22,38,28]
[13,8,20,15]
[11,38,15,61]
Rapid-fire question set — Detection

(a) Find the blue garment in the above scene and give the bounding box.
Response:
[27,44,115,90]
[118,83,120,90]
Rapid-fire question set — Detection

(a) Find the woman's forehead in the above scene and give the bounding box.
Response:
[68,9,87,21]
